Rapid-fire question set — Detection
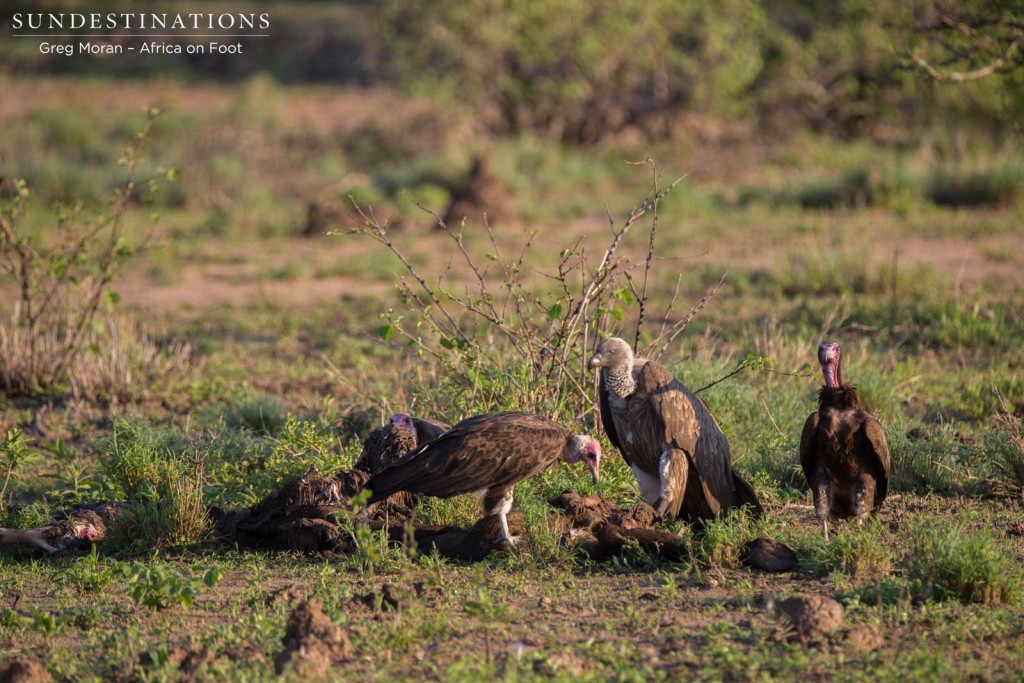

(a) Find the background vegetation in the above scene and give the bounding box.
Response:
[1,0,1023,680]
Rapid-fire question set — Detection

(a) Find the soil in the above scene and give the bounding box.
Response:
[0,656,52,683]
[274,597,352,679]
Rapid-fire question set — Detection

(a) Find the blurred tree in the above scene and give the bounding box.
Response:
[901,0,1023,83]
[375,0,769,143]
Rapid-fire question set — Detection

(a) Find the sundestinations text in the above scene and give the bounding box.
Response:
[13,13,270,31]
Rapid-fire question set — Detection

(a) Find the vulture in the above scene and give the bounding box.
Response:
[353,413,450,477]
[589,337,762,522]
[364,411,601,544]
[800,341,890,541]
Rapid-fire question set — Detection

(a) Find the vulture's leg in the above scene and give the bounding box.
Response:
[812,479,831,542]
[484,488,518,545]
[653,448,687,520]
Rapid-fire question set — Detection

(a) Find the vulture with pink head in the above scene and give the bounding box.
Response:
[800,341,890,540]
[364,411,601,544]
[354,413,450,477]
[589,337,762,522]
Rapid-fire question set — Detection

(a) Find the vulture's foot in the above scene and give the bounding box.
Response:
[497,513,520,546]
[652,497,672,520]
[819,518,830,542]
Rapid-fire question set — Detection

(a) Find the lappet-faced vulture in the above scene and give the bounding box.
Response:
[364,411,600,544]
[800,341,890,540]
[589,337,762,522]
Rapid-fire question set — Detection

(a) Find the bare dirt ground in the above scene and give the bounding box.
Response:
[108,215,1023,317]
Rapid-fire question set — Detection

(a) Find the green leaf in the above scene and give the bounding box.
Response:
[547,303,563,320]
[203,567,222,588]
[610,307,624,321]
[166,167,181,182]
[377,324,395,341]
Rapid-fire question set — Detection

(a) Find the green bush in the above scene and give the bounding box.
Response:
[100,420,209,551]
[377,0,768,142]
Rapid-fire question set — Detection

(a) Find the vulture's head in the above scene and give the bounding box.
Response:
[817,341,843,388]
[563,435,602,485]
[390,413,415,432]
[589,337,633,372]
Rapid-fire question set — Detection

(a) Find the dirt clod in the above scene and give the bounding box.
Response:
[740,537,797,572]
[0,656,53,683]
[274,597,352,679]
[844,625,884,653]
[775,595,845,644]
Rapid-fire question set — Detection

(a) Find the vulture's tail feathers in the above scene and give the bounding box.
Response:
[731,471,765,517]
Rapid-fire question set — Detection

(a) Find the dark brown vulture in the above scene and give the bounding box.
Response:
[589,337,763,522]
[800,341,890,540]
[353,413,450,477]
[364,412,601,544]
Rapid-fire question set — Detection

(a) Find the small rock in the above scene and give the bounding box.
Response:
[740,537,797,572]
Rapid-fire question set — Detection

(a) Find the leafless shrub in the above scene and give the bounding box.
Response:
[0,108,175,400]
[350,161,728,419]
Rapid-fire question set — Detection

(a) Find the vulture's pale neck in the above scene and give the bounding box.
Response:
[603,360,636,398]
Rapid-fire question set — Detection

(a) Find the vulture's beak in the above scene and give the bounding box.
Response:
[588,354,601,368]
[588,460,599,485]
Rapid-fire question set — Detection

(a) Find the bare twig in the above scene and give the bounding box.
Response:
[648,269,730,360]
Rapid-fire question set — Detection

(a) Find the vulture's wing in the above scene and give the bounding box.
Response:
[366,412,565,502]
[861,413,890,509]
[798,411,821,486]
[635,362,698,454]
[639,362,740,497]
[412,417,451,444]
[598,375,627,462]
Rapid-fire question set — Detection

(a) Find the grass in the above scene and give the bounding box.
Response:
[0,73,1022,680]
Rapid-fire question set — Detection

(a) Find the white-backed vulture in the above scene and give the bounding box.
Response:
[589,337,762,522]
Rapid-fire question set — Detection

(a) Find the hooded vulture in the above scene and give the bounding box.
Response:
[364,411,601,544]
[800,341,890,540]
[589,337,762,522]
[354,413,451,477]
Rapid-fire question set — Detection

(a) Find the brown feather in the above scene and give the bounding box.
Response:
[412,417,451,443]
[365,412,571,504]
[354,423,419,477]
[627,361,761,521]
[802,382,891,524]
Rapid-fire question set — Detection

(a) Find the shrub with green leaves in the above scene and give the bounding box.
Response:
[117,560,221,610]
[0,429,40,513]
[100,420,209,551]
